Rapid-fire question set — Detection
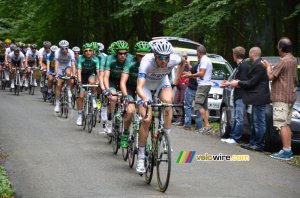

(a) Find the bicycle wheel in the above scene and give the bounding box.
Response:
[31,85,35,95]
[87,98,93,133]
[71,91,76,109]
[107,122,112,143]
[43,88,47,101]
[112,116,119,154]
[28,84,31,94]
[63,91,69,118]
[82,113,86,130]
[127,133,135,168]
[87,114,93,133]
[122,145,128,161]
[145,149,154,184]
[156,130,171,192]
[16,85,20,96]
[92,109,97,127]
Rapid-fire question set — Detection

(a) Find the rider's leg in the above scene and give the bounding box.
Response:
[159,87,174,134]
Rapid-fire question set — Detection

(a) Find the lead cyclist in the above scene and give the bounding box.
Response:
[135,40,185,174]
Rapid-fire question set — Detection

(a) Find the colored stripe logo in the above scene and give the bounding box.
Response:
[176,151,196,163]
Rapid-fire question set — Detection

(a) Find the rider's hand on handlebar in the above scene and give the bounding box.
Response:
[103,90,111,96]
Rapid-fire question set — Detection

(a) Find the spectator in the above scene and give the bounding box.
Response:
[220,46,249,144]
[172,52,192,126]
[231,47,271,152]
[179,59,203,130]
[182,45,213,133]
[261,37,298,160]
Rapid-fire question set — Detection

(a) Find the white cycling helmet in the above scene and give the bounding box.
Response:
[72,46,80,52]
[98,43,104,51]
[50,45,59,52]
[152,39,172,55]
[59,40,69,48]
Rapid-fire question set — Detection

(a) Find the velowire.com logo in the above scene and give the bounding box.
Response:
[176,151,250,163]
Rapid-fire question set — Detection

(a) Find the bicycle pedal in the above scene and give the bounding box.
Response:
[139,173,143,177]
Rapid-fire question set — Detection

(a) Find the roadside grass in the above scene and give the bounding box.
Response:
[0,166,14,197]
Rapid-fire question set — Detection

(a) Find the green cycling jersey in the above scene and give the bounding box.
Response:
[96,52,106,72]
[104,54,134,80]
[77,55,100,75]
[127,56,139,87]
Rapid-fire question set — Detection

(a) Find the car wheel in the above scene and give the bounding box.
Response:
[219,106,231,138]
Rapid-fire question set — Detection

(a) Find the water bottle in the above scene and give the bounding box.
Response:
[101,103,107,121]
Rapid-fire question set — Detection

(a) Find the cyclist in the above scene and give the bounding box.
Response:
[72,46,81,66]
[46,45,59,100]
[107,43,116,55]
[5,43,16,66]
[76,43,100,125]
[54,40,76,113]
[117,41,152,149]
[25,44,39,87]
[39,41,51,88]
[20,43,27,55]
[4,39,11,48]
[0,42,6,86]
[91,42,106,108]
[98,43,107,56]
[103,40,136,136]
[135,40,185,173]
[8,47,25,89]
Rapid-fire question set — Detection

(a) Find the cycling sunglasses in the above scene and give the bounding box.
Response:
[84,49,93,52]
[158,55,169,60]
[74,52,80,54]
[117,51,128,55]
[136,52,147,57]
[61,47,68,50]
[44,47,50,49]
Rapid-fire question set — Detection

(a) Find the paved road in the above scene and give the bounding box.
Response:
[0,89,299,198]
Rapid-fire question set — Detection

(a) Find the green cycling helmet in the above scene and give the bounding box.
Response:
[107,46,115,55]
[134,41,151,52]
[114,40,129,51]
[82,43,93,51]
[91,42,100,50]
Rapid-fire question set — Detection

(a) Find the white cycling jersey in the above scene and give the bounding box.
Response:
[8,51,25,63]
[55,49,75,75]
[138,53,182,82]
[26,49,39,59]
[5,48,11,55]
[137,53,182,102]
[55,49,75,67]
[38,47,49,59]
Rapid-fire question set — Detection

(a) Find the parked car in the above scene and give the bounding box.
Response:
[219,56,300,151]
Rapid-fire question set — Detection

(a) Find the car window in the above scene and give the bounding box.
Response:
[168,40,199,49]
[211,62,232,80]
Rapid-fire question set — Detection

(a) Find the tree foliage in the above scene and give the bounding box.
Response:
[0,0,299,65]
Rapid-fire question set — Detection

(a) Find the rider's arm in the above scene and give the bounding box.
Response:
[54,61,58,76]
[172,58,186,85]
[71,61,76,76]
[136,76,148,101]
[120,73,129,96]
[39,57,43,68]
[99,71,104,90]
[46,61,50,73]
[99,56,106,90]
[25,55,28,68]
[77,69,82,83]
[103,57,110,90]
